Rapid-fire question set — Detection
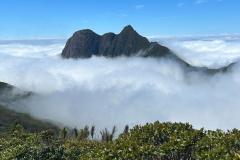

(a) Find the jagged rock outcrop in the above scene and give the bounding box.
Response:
[61,25,233,73]
[62,25,172,58]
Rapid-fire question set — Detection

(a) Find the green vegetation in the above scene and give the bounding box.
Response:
[1,121,240,160]
[0,106,59,135]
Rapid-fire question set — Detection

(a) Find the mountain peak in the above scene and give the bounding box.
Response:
[75,29,98,36]
[121,25,135,33]
[62,25,172,59]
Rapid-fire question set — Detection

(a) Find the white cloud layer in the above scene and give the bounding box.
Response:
[1,37,240,130]
[156,35,240,69]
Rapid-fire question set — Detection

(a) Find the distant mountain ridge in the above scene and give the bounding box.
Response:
[0,81,59,134]
[0,82,31,105]
[61,25,173,58]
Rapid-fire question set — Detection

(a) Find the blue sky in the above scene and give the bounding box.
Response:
[0,0,239,39]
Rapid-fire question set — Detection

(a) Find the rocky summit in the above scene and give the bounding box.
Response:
[61,25,172,58]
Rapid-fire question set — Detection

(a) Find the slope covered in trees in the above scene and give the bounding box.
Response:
[0,81,59,135]
[0,105,59,135]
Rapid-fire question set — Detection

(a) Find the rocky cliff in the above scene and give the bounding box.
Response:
[62,25,172,58]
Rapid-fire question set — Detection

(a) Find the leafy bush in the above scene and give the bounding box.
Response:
[1,121,240,159]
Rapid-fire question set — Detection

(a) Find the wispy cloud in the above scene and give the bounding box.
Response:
[177,2,185,7]
[135,4,144,10]
[195,0,223,5]
[195,0,208,4]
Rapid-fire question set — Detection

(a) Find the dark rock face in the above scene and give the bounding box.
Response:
[62,25,172,58]
[62,29,101,58]
[99,33,116,56]
[144,42,171,57]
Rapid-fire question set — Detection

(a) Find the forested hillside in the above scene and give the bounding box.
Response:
[0,82,59,135]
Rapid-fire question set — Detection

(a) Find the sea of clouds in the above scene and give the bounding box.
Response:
[1,36,240,131]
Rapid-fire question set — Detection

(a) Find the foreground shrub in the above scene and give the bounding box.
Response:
[1,121,240,159]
